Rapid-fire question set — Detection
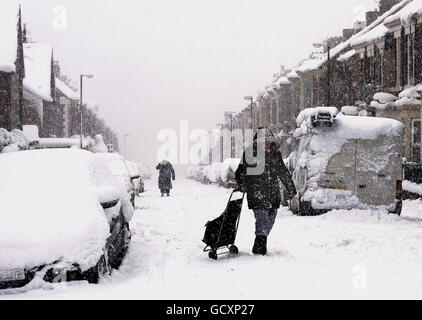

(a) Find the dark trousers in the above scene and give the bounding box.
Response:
[253,209,278,237]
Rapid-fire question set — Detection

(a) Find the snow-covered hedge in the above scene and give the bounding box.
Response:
[187,159,241,188]
[371,85,422,110]
[403,180,422,197]
[0,128,30,153]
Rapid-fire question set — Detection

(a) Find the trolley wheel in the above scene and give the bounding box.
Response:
[208,250,218,260]
[229,245,239,255]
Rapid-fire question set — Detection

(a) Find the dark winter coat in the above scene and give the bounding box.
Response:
[235,142,296,210]
[156,162,176,191]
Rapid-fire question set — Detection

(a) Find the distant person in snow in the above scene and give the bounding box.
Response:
[235,127,297,256]
[156,160,176,197]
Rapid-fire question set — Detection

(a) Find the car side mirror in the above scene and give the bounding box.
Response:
[101,199,119,209]
[130,175,141,181]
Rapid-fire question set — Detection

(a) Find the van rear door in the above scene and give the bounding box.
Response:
[355,135,401,207]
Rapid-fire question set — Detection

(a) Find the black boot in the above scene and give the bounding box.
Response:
[252,236,267,256]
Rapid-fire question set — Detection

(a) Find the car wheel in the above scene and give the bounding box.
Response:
[390,200,402,216]
[208,250,218,260]
[299,200,313,216]
[84,253,111,284]
[229,245,239,255]
[108,222,131,270]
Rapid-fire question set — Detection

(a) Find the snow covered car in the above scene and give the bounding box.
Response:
[289,107,404,216]
[126,160,145,194]
[0,149,134,290]
[96,153,140,207]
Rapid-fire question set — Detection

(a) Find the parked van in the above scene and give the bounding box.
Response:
[289,107,404,216]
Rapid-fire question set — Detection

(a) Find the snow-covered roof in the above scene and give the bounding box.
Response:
[337,49,357,62]
[23,43,54,102]
[312,0,412,70]
[275,76,292,86]
[0,0,20,73]
[287,70,300,79]
[56,78,79,101]
[351,23,389,46]
[384,0,422,25]
[296,53,326,73]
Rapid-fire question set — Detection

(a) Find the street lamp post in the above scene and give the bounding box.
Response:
[244,96,254,129]
[124,133,130,158]
[80,74,94,149]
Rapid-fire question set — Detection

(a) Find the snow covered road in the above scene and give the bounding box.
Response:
[3,177,422,299]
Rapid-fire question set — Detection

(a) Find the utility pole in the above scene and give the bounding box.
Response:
[80,74,94,149]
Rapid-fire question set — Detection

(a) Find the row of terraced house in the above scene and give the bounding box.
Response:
[0,2,119,149]
[226,0,422,165]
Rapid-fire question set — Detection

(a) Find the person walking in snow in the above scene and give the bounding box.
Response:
[235,127,297,256]
[156,160,176,197]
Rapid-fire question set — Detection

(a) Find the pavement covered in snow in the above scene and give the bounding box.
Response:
[2,177,422,300]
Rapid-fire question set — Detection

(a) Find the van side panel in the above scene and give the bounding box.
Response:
[321,140,356,194]
[355,135,402,207]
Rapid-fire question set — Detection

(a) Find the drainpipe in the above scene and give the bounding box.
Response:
[412,17,417,86]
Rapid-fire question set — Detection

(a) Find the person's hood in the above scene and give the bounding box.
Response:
[161,160,169,165]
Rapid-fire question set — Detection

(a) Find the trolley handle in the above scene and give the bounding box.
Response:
[228,189,246,202]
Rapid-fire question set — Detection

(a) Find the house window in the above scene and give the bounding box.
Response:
[402,32,408,87]
[295,87,300,117]
[286,91,292,122]
[412,119,421,164]
[279,96,284,123]
[266,103,271,125]
[304,82,312,108]
[272,100,277,125]
[407,32,415,86]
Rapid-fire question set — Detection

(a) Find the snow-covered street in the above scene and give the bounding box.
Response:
[2,176,422,300]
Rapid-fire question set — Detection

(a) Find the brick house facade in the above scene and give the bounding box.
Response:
[0,6,25,131]
[225,0,422,163]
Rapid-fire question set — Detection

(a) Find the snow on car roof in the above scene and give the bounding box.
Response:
[0,149,113,271]
[296,108,404,140]
[331,114,405,140]
[0,0,19,73]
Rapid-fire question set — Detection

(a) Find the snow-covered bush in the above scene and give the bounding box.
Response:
[371,85,422,110]
[0,128,30,153]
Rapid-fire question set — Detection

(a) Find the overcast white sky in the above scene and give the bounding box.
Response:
[21,0,376,167]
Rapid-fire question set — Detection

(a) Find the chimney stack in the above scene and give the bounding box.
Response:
[379,0,401,15]
[366,10,380,26]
